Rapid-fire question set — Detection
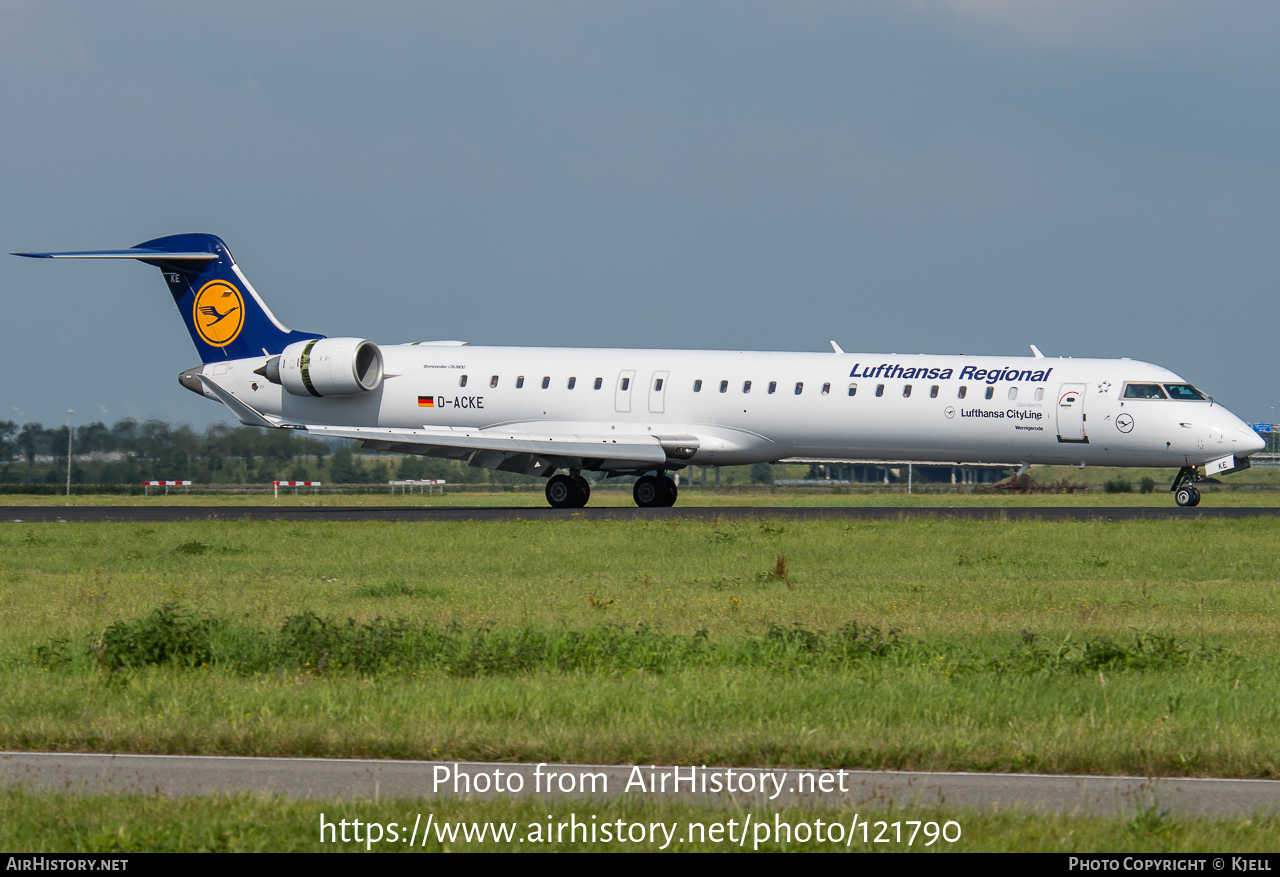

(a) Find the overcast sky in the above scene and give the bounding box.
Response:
[2,1,1279,428]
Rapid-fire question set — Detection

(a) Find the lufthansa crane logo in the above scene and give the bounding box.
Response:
[192,280,244,347]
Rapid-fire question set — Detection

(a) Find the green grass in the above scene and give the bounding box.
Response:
[8,663,1277,776]
[2,789,1276,852]
[2,518,1279,778]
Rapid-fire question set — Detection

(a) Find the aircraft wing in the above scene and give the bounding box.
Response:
[197,375,287,429]
[198,375,676,473]
[301,423,669,465]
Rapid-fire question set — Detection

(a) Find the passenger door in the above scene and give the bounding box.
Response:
[615,370,636,413]
[648,370,670,414]
[1056,383,1089,443]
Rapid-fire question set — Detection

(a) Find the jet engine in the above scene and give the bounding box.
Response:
[259,337,384,397]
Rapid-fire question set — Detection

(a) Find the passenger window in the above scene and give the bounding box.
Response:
[903,385,912,398]
[459,374,468,387]
[719,380,729,393]
[984,386,994,400]
[848,383,857,397]
[794,382,804,395]
[1034,387,1044,401]
[654,378,663,391]
[1008,387,1017,401]
[541,376,550,389]
[930,385,939,398]
[958,386,967,399]
[620,377,630,391]
[875,384,884,397]
[1164,383,1206,401]
[743,380,751,394]
[822,383,831,395]
[516,376,525,389]
[490,375,499,388]
[768,381,777,394]
[594,377,603,390]
[1124,383,1168,399]
[693,379,702,392]
[568,377,577,389]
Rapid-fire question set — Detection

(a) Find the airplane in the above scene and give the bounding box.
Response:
[14,233,1265,508]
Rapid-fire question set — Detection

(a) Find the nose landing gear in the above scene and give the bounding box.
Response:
[1171,466,1202,507]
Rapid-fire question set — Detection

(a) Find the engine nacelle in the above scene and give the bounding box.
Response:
[271,337,384,397]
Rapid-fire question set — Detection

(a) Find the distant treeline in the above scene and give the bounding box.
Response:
[0,418,538,486]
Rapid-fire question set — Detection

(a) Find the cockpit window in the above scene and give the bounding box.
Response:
[1123,383,1167,400]
[1164,383,1206,401]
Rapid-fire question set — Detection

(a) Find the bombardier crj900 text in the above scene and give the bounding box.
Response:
[15,234,1264,508]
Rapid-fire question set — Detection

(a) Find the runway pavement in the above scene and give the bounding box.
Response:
[2,752,1276,817]
[5,505,1280,523]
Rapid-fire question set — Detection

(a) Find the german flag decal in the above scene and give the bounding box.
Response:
[418,396,435,408]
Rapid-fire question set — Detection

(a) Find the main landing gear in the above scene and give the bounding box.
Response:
[544,470,680,509]
[545,472,591,509]
[633,473,678,508]
[1171,466,1202,508]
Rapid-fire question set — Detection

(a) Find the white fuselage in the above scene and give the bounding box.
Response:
[200,345,1264,470]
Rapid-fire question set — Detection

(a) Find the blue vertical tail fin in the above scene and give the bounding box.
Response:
[13,233,323,363]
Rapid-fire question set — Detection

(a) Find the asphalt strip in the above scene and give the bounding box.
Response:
[5,505,1280,523]
[2,753,1277,817]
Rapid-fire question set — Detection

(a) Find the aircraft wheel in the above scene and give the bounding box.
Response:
[633,475,661,507]
[1174,485,1197,507]
[546,474,578,509]
[1188,486,1201,507]
[572,475,591,508]
[657,475,678,507]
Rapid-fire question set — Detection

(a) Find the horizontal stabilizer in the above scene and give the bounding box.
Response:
[13,233,323,364]
[12,249,218,261]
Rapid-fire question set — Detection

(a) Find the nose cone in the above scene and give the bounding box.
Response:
[1241,428,1267,454]
[1219,408,1267,454]
[1212,406,1267,456]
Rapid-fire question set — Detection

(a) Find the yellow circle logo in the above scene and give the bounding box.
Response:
[192,280,245,347]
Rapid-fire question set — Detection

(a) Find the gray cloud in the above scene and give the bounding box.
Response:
[2,1,1278,427]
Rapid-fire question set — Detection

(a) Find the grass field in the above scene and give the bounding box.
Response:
[4,513,1279,851]
[2,516,1278,780]
[3,789,1276,852]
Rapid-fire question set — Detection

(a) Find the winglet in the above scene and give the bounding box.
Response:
[1030,344,1045,359]
[830,340,845,355]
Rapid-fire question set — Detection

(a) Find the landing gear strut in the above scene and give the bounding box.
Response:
[546,472,591,508]
[1171,466,1202,508]
[634,473,678,508]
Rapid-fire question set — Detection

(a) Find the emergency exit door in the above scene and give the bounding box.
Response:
[615,370,636,413]
[648,371,670,414]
